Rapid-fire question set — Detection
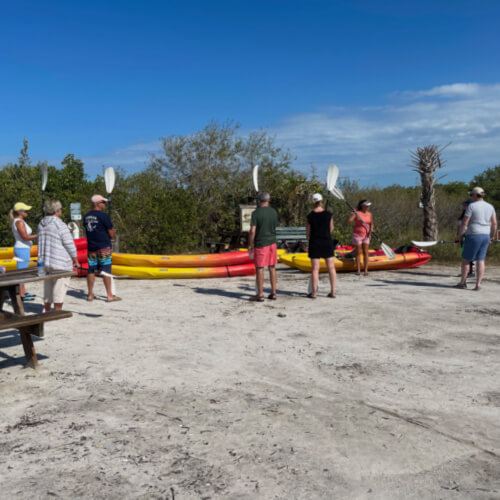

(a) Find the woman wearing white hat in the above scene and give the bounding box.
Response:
[306,193,336,298]
[347,199,374,276]
[9,202,37,300]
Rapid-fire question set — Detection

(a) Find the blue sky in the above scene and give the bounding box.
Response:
[1,0,499,186]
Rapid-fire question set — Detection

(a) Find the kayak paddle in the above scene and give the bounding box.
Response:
[104,167,115,216]
[41,164,48,219]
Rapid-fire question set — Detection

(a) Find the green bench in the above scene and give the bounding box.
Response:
[276,226,307,252]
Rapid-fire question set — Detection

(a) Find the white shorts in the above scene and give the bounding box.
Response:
[44,277,71,304]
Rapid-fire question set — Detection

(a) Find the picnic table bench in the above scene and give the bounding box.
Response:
[276,226,308,252]
[0,268,75,368]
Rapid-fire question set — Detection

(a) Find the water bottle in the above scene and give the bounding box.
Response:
[37,260,46,277]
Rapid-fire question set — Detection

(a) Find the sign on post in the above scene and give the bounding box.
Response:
[240,204,256,232]
[70,203,82,221]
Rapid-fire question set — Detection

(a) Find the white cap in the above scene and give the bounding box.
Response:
[312,193,323,202]
[91,194,108,204]
[361,201,372,206]
[469,186,485,196]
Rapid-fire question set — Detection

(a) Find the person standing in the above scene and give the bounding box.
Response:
[37,200,79,311]
[10,202,37,300]
[83,194,120,302]
[248,192,279,301]
[306,193,336,298]
[457,199,474,276]
[455,187,497,290]
[347,200,374,276]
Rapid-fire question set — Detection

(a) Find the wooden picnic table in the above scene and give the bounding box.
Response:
[0,268,75,368]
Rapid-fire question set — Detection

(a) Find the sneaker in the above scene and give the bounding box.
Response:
[454,283,467,289]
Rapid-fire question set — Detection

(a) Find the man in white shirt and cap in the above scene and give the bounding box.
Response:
[455,187,497,290]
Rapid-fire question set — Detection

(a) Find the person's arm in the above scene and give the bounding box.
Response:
[346,212,356,225]
[329,216,334,234]
[59,222,79,266]
[15,220,36,241]
[102,213,116,241]
[306,220,311,239]
[456,216,470,242]
[490,213,497,241]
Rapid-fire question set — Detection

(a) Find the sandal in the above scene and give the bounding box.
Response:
[251,296,265,302]
[454,283,467,289]
[307,293,317,299]
[106,296,122,303]
[327,292,336,298]
[268,293,277,300]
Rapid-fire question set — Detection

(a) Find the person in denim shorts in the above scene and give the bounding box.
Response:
[455,187,497,290]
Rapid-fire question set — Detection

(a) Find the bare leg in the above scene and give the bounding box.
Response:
[310,259,319,297]
[102,275,114,301]
[355,245,361,275]
[54,303,64,311]
[86,273,96,300]
[256,267,264,298]
[268,266,277,296]
[20,283,26,298]
[475,260,485,288]
[325,257,336,297]
[460,259,470,285]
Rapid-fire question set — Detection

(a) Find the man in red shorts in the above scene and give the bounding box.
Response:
[249,192,279,301]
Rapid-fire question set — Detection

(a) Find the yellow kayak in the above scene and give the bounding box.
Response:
[281,251,431,272]
[0,257,37,271]
[112,262,255,279]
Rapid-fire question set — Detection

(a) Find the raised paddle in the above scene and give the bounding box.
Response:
[104,167,116,215]
[329,184,396,260]
[41,164,48,218]
[324,164,339,211]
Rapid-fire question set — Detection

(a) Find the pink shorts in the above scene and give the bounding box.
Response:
[352,234,370,246]
[254,243,278,267]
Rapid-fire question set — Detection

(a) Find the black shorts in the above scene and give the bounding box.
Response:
[308,239,335,259]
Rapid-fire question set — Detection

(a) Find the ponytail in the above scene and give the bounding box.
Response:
[8,209,16,224]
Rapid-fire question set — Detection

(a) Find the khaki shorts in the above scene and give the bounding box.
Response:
[44,276,71,304]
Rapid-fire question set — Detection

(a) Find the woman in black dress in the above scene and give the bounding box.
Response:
[306,193,336,298]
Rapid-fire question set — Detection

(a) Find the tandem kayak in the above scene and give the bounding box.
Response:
[111,263,256,279]
[280,250,431,272]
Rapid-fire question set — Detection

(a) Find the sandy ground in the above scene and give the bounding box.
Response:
[0,262,499,499]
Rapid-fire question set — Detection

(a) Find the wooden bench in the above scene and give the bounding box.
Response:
[0,310,73,368]
[0,268,76,368]
[276,227,307,252]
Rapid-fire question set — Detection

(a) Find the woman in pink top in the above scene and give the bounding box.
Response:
[347,200,374,276]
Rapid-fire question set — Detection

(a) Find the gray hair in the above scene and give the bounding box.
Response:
[44,200,62,215]
[258,192,271,202]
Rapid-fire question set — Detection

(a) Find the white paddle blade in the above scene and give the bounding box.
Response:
[252,165,259,193]
[381,242,396,260]
[326,164,339,191]
[411,240,438,247]
[104,167,116,194]
[329,185,345,201]
[41,164,48,191]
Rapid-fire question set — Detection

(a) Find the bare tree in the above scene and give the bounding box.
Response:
[411,144,447,241]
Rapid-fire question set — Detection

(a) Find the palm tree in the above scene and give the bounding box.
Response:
[411,145,447,241]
